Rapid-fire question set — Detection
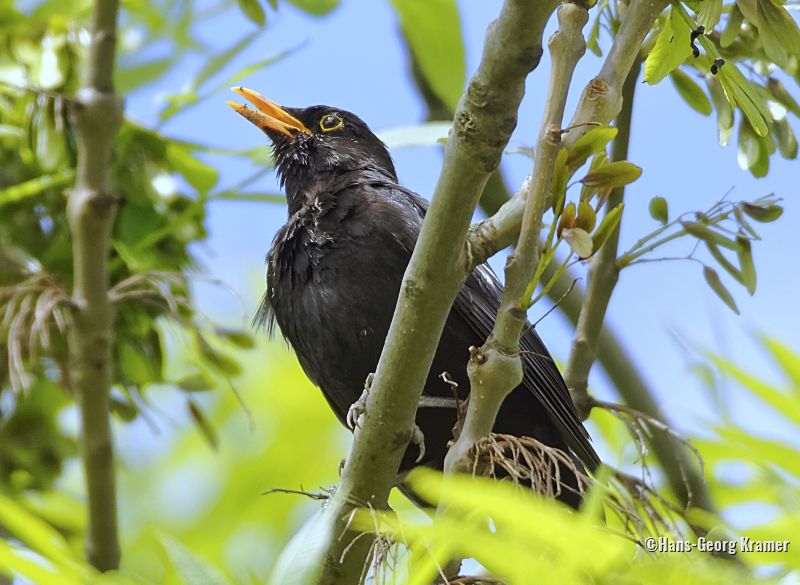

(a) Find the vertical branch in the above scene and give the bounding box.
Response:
[563,57,642,418]
[445,3,589,474]
[308,2,559,583]
[66,0,123,572]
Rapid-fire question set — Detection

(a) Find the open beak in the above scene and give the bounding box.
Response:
[226,87,309,136]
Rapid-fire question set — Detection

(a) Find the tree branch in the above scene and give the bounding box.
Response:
[444,3,589,476]
[309,2,559,583]
[562,56,642,419]
[466,0,670,264]
[66,0,123,571]
[463,0,713,514]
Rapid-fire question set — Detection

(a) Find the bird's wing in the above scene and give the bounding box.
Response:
[456,264,601,470]
[397,186,599,469]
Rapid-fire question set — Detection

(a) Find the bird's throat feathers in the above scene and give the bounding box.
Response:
[272,130,397,215]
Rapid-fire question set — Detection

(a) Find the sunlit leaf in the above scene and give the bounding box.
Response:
[187,399,219,449]
[390,0,466,110]
[591,203,624,254]
[566,126,617,170]
[698,0,722,30]
[773,117,798,160]
[736,0,800,67]
[563,227,593,259]
[721,4,744,47]
[644,7,693,84]
[160,533,233,585]
[580,161,642,189]
[760,336,800,390]
[166,143,219,193]
[737,119,768,177]
[0,169,74,207]
[706,76,734,146]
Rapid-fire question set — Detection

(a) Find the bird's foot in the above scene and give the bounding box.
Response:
[411,424,426,463]
[346,372,374,430]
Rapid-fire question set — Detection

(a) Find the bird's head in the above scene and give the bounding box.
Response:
[227,87,396,210]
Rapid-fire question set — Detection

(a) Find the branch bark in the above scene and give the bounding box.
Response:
[444,3,589,475]
[562,57,642,419]
[310,2,559,583]
[66,0,123,571]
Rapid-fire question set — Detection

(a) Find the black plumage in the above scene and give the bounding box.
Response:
[228,89,599,506]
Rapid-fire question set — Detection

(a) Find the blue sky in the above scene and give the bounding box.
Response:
[124,0,799,458]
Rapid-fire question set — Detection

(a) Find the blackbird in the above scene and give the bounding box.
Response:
[227,87,600,506]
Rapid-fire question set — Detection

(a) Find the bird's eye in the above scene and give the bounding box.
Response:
[319,113,344,132]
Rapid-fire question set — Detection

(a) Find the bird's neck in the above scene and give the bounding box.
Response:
[284,165,396,216]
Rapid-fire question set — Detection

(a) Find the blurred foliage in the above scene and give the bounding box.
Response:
[0,0,798,583]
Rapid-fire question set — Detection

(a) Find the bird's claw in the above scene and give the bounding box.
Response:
[346,373,374,430]
[411,424,426,463]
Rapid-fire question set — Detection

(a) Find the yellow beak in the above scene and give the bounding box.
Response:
[226,87,309,136]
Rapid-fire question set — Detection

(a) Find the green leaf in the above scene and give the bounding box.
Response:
[591,204,624,254]
[698,0,722,29]
[708,346,800,425]
[166,143,219,193]
[741,202,783,222]
[648,196,668,224]
[562,227,593,259]
[566,126,617,170]
[767,77,800,118]
[268,509,333,585]
[736,236,756,295]
[116,58,173,94]
[575,199,596,232]
[0,494,78,574]
[195,336,241,378]
[580,161,642,188]
[216,327,256,349]
[377,121,451,149]
[188,399,219,449]
[706,76,734,146]
[721,3,744,47]
[703,266,740,314]
[681,221,739,250]
[237,0,266,25]
[177,374,216,392]
[644,7,693,84]
[773,117,798,159]
[586,9,603,56]
[0,169,74,207]
[705,241,743,286]
[670,69,712,116]
[737,119,768,177]
[390,0,466,110]
[160,533,233,585]
[285,0,339,15]
[760,336,800,390]
[737,0,800,67]
[717,65,770,137]
[193,32,259,92]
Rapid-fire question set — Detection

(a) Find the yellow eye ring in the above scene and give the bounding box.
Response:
[320,113,344,132]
